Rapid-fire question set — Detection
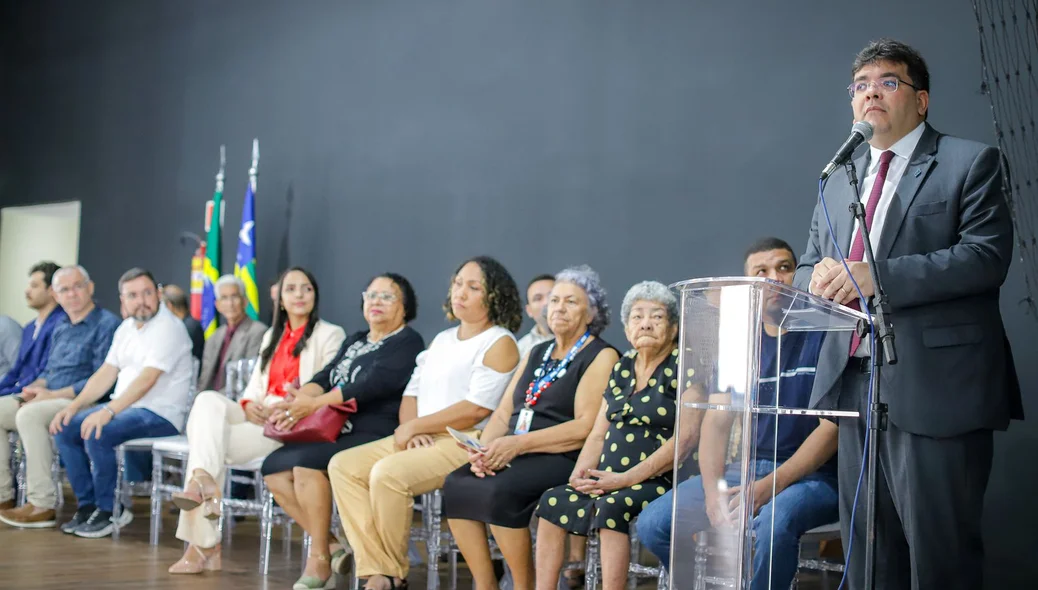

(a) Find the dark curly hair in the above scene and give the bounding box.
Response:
[443,256,523,333]
[361,272,418,323]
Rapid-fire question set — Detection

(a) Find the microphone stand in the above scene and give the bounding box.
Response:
[844,161,897,590]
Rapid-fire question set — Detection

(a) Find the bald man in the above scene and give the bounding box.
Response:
[162,285,204,364]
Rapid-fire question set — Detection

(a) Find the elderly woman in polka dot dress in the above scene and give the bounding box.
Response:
[534,281,696,590]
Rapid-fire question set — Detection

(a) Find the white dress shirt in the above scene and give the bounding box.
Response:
[851,122,925,357]
[850,122,926,254]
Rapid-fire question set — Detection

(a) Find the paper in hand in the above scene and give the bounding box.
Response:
[446,426,486,453]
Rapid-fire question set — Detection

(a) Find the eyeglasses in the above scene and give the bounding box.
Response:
[362,291,398,303]
[55,281,89,296]
[847,76,920,98]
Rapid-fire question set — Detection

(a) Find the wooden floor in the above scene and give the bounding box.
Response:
[0,496,445,590]
[0,494,838,589]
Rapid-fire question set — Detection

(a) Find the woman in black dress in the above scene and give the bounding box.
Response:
[262,273,425,589]
[443,266,619,590]
[535,281,692,590]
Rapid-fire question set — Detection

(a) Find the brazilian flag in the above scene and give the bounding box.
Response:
[201,188,223,340]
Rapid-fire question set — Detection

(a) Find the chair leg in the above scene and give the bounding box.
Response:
[628,528,640,590]
[449,548,459,590]
[260,489,274,576]
[14,438,27,506]
[426,491,442,590]
[149,450,163,545]
[112,446,125,541]
[52,448,64,510]
[301,531,313,575]
[221,474,234,547]
[693,533,708,590]
[589,532,602,590]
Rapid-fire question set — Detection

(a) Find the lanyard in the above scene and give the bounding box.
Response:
[524,331,590,409]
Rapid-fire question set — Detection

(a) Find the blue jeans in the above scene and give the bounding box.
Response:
[637,459,838,590]
[53,406,177,512]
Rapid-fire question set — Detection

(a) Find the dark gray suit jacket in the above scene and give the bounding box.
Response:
[793,123,1022,438]
[196,316,268,392]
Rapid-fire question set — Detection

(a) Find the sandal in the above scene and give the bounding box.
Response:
[293,553,334,589]
[168,544,222,574]
[331,547,353,576]
[172,469,221,519]
[365,574,408,590]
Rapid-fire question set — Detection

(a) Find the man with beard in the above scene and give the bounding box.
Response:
[0,262,66,399]
[49,268,193,538]
[637,238,839,590]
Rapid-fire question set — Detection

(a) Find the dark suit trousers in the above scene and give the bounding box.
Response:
[836,363,993,590]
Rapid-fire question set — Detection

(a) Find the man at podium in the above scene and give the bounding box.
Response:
[638,237,839,589]
[795,39,1022,590]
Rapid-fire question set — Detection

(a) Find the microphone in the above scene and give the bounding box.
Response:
[820,121,874,180]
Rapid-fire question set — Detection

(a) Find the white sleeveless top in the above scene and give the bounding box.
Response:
[402,325,517,428]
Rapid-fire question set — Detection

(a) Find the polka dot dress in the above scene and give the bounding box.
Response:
[535,347,679,536]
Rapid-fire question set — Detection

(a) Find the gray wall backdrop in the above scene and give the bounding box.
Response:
[1,1,1034,586]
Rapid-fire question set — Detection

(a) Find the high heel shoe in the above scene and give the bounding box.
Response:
[168,544,222,574]
[172,469,222,520]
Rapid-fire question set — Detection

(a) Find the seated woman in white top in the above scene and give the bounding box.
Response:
[167,267,345,575]
[328,256,523,590]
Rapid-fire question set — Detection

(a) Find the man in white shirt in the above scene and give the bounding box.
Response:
[49,268,193,539]
[515,274,554,359]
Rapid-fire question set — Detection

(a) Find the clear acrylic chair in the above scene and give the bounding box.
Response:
[12,433,65,510]
[112,357,201,540]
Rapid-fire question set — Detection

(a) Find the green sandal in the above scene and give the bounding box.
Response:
[331,547,353,575]
[293,553,335,590]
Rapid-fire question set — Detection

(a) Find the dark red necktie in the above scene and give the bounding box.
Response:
[849,150,894,355]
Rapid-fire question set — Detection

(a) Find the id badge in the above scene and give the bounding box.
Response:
[515,408,534,435]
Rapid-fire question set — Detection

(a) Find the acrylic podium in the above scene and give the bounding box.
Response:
[666,277,867,589]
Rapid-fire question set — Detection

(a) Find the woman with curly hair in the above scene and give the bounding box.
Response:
[442,265,619,590]
[328,256,522,590]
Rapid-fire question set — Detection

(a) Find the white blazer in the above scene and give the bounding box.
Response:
[240,319,346,407]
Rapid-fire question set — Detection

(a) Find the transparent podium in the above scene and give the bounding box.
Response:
[666,277,867,589]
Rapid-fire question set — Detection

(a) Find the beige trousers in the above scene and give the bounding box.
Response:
[175,390,282,548]
[328,432,472,579]
[0,396,72,508]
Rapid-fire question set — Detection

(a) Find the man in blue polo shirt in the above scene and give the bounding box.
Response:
[637,237,839,590]
[0,262,66,398]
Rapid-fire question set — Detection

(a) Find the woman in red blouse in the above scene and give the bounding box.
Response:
[168,267,345,574]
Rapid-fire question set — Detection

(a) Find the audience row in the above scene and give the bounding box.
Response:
[0,239,839,590]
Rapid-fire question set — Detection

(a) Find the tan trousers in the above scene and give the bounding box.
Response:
[0,396,72,508]
[328,432,472,579]
[175,390,282,548]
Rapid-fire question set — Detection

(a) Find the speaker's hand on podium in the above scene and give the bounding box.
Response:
[812,257,874,305]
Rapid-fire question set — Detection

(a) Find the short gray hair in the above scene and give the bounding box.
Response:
[215,274,246,297]
[52,264,91,286]
[554,265,610,336]
[620,281,679,327]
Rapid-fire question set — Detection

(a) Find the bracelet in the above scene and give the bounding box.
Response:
[103,404,116,418]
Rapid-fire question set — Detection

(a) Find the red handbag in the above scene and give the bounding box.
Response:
[263,399,358,444]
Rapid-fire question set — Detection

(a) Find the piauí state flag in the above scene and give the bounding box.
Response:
[201,189,223,340]
[235,181,259,320]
